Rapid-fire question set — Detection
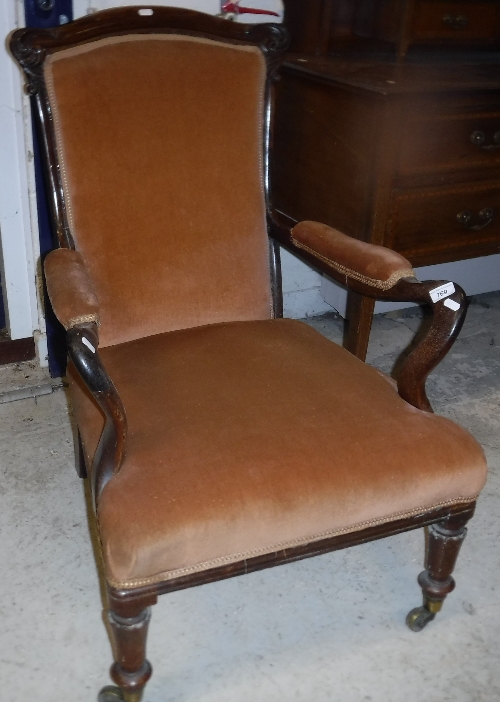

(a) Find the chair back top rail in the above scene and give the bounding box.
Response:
[10,7,289,250]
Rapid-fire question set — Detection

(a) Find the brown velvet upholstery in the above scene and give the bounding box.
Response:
[44,35,272,348]
[68,319,487,589]
[44,248,100,329]
[292,221,415,289]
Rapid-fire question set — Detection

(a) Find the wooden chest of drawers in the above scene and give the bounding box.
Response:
[283,0,500,58]
[272,57,500,356]
[410,1,500,42]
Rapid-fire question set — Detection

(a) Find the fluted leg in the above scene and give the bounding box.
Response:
[406,510,472,632]
[99,591,156,702]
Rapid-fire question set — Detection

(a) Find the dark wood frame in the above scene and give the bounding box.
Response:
[10,8,479,701]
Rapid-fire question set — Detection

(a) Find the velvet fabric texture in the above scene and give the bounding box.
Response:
[44,35,272,347]
[292,221,415,289]
[68,319,487,589]
[44,248,100,329]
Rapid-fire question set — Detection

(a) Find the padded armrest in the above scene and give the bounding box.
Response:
[44,248,100,330]
[267,213,467,412]
[292,221,415,290]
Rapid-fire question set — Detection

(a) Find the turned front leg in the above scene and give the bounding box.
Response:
[99,591,156,702]
[407,509,472,632]
[109,607,152,702]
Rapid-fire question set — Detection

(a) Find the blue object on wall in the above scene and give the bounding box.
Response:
[24,0,73,376]
[25,0,72,30]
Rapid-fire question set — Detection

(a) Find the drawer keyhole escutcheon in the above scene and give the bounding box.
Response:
[443,14,468,29]
[470,130,500,151]
[456,208,494,231]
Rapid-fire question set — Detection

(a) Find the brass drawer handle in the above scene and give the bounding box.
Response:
[457,208,494,230]
[443,14,469,29]
[470,130,500,151]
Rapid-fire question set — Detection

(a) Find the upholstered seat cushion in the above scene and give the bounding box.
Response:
[69,319,487,589]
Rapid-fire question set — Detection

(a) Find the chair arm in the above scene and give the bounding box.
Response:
[268,212,467,413]
[44,248,100,330]
[66,324,127,510]
[291,220,415,290]
[44,250,124,506]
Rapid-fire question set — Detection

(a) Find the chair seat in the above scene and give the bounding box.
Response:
[70,319,486,589]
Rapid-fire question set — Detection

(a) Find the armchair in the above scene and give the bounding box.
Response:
[10,7,487,702]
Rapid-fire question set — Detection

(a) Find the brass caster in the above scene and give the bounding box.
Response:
[406,606,436,632]
[98,687,143,702]
[98,686,124,702]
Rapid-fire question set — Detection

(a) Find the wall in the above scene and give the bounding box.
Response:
[75,0,281,20]
[74,0,219,14]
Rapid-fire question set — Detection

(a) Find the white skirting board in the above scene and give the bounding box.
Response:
[321,253,500,318]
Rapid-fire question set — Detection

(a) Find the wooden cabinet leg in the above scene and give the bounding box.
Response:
[344,291,375,361]
[406,509,473,632]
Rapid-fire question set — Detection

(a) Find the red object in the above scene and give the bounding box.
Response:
[221,1,279,17]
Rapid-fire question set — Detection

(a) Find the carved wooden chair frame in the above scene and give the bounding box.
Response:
[11,8,478,702]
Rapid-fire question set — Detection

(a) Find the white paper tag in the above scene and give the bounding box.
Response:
[429,282,455,303]
[82,336,96,353]
[444,298,460,312]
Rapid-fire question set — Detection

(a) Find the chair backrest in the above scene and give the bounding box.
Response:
[26,10,287,347]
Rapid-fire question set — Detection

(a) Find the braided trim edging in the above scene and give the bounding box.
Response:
[66,313,100,329]
[291,237,414,290]
[106,495,477,590]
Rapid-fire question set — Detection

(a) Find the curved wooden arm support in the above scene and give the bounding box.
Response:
[377,278,466,412]
[268,211,467,412]
[67,324,127,509]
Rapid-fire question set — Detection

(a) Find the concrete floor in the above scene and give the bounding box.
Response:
[1,294,499,702]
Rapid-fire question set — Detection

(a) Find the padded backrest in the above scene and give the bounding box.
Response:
[44,35,272,347]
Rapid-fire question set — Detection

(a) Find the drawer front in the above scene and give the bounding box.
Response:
[399,109,500,175]
[388,182,500,262]
[412,1,498,41]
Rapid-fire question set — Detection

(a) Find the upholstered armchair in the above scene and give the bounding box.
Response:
[11,8,487,702]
